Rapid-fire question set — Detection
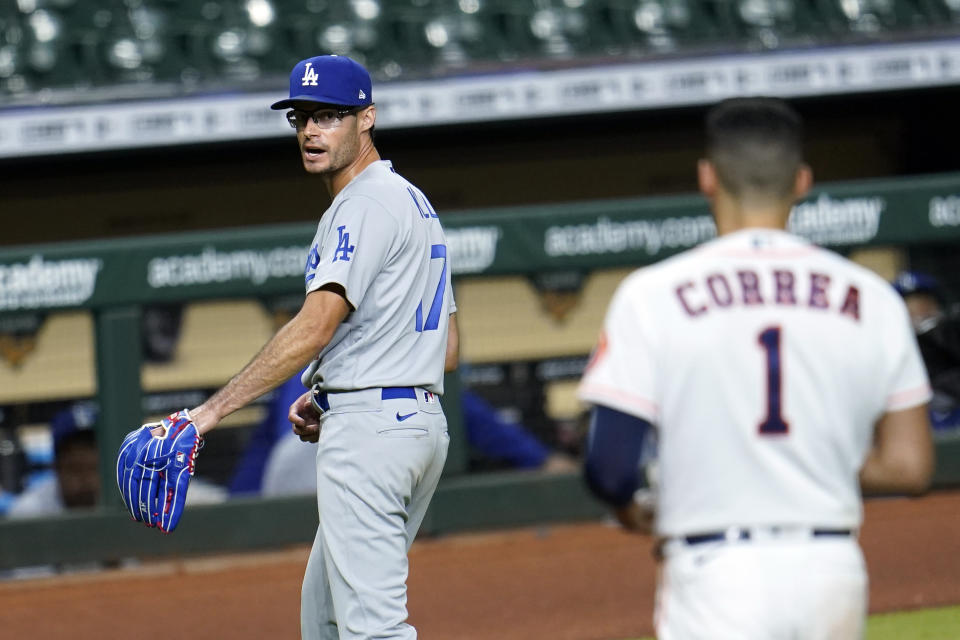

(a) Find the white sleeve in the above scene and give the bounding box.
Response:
[578,276,659,422]
[448,281,457,315]
[882,296,932,412]
[305,196,398,309]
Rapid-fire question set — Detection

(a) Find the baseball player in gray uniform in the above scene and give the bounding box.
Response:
[187,55,457,640]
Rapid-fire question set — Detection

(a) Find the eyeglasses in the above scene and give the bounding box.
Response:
[286,106,359,130]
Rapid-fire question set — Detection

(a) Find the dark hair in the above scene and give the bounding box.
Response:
[705,97,804,200]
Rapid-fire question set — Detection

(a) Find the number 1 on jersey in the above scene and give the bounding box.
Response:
[758,326,789,435]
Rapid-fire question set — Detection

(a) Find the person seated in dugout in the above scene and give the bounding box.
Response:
[7,405,101,518]
[893,270,960,431]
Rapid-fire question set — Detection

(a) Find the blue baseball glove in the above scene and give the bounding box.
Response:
[116,409,203,533]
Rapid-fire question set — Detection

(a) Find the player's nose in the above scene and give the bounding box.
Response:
[301,116,327,136]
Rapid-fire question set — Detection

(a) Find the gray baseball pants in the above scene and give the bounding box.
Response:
[300,387,449,640]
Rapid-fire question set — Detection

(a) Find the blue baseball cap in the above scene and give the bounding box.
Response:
[51,402,98,453]
[271,55,373,110]
[893,270,943,301]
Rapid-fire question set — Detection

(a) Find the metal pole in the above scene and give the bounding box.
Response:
[94,305,142,509]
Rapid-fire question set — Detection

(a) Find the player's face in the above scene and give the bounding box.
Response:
[294,105,365,175]
[56,441,100,509]
[905,293,943,332]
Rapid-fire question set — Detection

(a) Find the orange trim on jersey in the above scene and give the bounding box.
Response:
[885,385,932,410]
[579,382,659,417]
[583,331,609,374]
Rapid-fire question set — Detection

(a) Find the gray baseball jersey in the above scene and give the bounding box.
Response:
[300,160,456,394]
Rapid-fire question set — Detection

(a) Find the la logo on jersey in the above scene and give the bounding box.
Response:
[304,244,321,285]
[302,62,319,86]
[333,225,355,262]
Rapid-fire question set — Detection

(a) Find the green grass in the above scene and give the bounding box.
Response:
[867,606,960,639]
[623,605,960,640]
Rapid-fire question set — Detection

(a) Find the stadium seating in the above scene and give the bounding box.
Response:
[0,0,954,102]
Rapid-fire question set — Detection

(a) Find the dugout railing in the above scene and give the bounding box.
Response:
[2,171,960,569]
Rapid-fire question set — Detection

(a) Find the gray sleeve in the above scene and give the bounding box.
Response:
[305,196,399,309]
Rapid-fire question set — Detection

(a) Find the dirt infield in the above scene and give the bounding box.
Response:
[2,489,959,640]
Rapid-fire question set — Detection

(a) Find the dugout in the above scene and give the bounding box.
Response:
[1,170,960,570]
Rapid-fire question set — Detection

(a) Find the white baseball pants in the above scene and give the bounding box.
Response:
[656,534,867,639]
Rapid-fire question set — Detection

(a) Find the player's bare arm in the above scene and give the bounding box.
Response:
[444,313,459,372]
[860,404,934,496]
[189,285,350,435]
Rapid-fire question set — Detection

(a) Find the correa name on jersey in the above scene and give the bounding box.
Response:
[675,267,861,321]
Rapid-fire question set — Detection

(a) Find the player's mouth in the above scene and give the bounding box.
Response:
[303,146,327,160]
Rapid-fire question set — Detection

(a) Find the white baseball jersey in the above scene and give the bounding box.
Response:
[301,160,456,394]
[579,228,930,537]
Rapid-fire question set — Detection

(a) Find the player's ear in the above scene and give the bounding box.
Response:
[793,163,813,201]
[697,159,717,199]
[358,105,376,135]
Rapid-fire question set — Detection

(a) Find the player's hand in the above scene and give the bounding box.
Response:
[289,390,322,443]
[615,488,657,535]
[615,502,655,534]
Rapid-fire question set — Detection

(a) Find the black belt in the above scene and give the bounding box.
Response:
[683,527,853,546]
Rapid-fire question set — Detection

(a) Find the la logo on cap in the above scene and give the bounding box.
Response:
[302,62,319,87]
